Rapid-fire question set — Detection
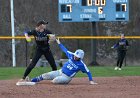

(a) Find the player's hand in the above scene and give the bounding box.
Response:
[48,34,56,43]
[48,34,56,41]
[111,46,114,49]
[56,38,61,44]
[90,81,98,85]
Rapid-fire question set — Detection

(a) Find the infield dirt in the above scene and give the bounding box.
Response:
[0,76,140,98]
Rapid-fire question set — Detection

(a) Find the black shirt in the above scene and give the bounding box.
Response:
[115,39,129,51]
[27,29,52,48]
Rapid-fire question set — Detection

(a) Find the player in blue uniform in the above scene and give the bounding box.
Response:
[111,34,129,70]
[31,38,97,85]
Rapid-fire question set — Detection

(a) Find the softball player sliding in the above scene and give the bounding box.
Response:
[31,38,97,85]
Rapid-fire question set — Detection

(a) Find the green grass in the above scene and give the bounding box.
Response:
[0,66,140,80]
[76,66,140,77]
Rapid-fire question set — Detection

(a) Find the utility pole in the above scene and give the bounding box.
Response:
[89,22,98,66]
[10,0,16,67]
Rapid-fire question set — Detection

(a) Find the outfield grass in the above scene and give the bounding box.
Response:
[0,66,140,80]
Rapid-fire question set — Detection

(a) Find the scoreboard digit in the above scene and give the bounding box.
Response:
[58,0,129,22]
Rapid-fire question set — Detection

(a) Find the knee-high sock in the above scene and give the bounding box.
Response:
[31,75,43,82]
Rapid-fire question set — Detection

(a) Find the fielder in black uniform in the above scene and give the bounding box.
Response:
[112,34,129,70]
[21,20,57,80]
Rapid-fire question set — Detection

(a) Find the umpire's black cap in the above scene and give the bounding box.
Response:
[36,20,48,26]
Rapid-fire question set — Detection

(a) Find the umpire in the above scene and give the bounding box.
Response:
[112,34,129,70]
[21,20,57,81]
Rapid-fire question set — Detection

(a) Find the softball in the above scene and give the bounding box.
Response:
[26,37,31,42]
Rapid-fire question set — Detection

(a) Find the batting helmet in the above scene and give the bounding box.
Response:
[73,49,84,59]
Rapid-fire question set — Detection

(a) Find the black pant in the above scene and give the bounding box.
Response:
[23,47,57,79]
[117,50,126,68]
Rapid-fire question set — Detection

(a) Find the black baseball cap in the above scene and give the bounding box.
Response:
[36,20,48,26]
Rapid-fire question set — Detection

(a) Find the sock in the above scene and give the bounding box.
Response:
[31,75,43,82]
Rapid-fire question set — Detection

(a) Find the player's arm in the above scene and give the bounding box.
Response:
[80,62,97,85]
[111,41,119,49]
[87,72,97,85]
[126,40,129,46]
[125,40,130,50]
[56,38,72,58]
[85,71,97,85]
[44,29,56,42]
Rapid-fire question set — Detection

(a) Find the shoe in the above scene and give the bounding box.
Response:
[92,82,98,85]
[16,76,36,86]
[31,75,43,82]
[114,67,118,70]
[18,79,24,82]
[118,68,122,70]
[18,76,30,82]
[90,81,98,85]
[25,76,30,81]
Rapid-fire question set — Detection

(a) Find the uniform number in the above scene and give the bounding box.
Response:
[67,64,73,70]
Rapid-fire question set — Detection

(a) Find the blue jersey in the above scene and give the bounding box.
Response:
[59,44,93,81]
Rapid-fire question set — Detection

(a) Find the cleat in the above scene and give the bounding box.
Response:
[16,76,36,86]
[90,81,98,85]
[18,76,30,82]
[25,76,30,81]
[118,68,122,70]
[92,82,98,85]
[114,67,118,70]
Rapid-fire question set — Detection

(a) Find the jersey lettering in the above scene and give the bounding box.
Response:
[68,60,78,69]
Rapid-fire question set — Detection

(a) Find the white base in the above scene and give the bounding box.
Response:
[16,82,36,86]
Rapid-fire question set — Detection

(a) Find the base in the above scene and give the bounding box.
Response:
[16,82,36,86]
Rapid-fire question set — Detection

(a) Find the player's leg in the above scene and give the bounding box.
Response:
[117,50,122,66]
[115,51,121,70]
[52,74,72,84]
[31,70,60,82]
[119,51,126,69]
[44,49,57,71]
[22,48,42,79]
[117,59,120,67]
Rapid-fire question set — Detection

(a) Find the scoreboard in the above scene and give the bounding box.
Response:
[58,0,129,22]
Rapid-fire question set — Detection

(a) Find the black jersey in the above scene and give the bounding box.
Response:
[114,39,129,51]
[27,29,52,48]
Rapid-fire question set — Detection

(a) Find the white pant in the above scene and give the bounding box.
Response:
[41,69,72,84]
